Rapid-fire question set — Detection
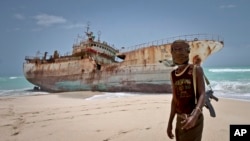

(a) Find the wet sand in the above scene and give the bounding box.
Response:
[0,91,249,141]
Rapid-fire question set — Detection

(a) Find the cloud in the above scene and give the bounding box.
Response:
[220,4,236,9]
[12,13,83,31]
[14,13,25,20]
[62,23,85,29]
[33,14,67,26]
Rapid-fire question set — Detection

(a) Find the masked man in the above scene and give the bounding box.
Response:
[167,40,205,141]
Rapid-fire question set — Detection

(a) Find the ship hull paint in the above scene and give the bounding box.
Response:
[23,39,223,93]
[24,64,173,93]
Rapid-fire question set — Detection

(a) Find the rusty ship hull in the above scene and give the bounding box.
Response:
[23,33,223,93]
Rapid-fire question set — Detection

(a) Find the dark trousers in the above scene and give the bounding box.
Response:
[175,114,204,141]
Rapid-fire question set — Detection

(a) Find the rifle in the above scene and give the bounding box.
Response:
[204,75,219,117]
[205,89,218,117]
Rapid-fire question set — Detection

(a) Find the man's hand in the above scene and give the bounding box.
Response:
[167,124,175,139]
[181,115,197,130]
[181,109,200,130]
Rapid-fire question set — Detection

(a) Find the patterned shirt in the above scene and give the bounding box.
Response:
[171,65,196,114]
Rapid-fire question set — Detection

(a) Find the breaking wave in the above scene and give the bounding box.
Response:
[208,68,250,73]
[85,92,136,100]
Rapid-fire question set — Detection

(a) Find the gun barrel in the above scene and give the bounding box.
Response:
[211,95,219,101]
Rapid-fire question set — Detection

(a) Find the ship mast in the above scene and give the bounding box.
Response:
[85,22,95,41]
[86,22,90,33]
[98,31,101,42]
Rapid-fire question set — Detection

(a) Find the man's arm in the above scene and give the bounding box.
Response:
[195,66,206,112]
[167,74,176,139]
[181,66,205,130]
[167,98,176,139]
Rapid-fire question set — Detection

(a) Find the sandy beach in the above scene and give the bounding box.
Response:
[0,91,249,141]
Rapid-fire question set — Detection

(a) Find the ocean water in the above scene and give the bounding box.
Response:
[203,66,250,101]
[1,66,250,101]
[0,76,49,97]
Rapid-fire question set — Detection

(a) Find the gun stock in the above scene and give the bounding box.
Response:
[205,98,216,117]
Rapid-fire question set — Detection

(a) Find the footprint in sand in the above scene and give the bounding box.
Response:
[12,117,25,136]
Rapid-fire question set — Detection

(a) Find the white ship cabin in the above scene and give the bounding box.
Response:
[72,31,119,64]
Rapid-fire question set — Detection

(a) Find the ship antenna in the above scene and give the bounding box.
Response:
[86,21,90,33]
[98,31,101,42]
[85,22,92,38]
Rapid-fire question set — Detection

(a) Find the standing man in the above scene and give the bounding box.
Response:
[166,40,205,141]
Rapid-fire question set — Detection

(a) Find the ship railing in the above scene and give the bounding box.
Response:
[25,56,42,60]
[120,34,224,53]
[73,41,119,52]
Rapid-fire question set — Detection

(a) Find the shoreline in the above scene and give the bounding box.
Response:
[1,88,250,102]
[0,91,250,141]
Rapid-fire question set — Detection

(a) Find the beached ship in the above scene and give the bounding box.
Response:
[23,26,224,93]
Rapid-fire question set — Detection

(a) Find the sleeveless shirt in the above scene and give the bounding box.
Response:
[171,65,196,114]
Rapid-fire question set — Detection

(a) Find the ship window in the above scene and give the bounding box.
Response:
[97,64,101,70]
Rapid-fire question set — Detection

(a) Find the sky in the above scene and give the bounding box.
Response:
[0,0,249,76]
